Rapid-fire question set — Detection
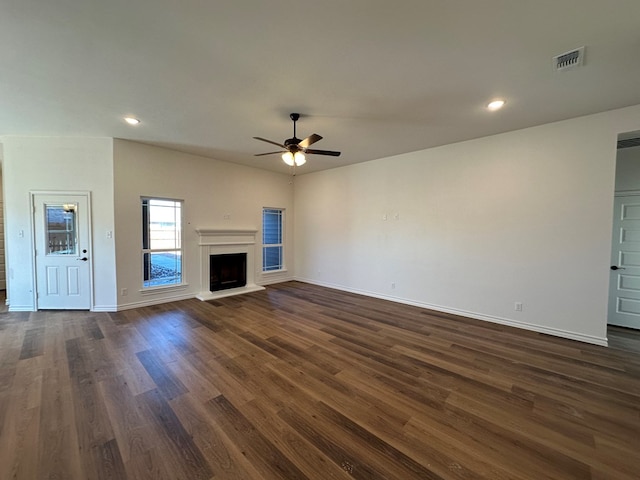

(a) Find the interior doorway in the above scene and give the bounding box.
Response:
[608,131,640,330]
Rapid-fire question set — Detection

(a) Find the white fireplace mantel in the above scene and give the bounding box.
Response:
[195,228,265,301]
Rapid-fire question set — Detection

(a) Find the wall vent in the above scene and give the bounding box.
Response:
[553,47,585,71]
[617,137,640,149]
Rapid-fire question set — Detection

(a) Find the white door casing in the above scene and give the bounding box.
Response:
[0,196,5,290]
[33,193,92,310]
[608,193,640,329]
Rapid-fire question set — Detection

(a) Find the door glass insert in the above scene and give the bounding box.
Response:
[46,203,78,255]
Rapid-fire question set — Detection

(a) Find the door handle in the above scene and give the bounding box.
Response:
[77,257,88,262]
[610,265,625,271]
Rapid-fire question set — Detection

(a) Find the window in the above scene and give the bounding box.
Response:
[263,208,284,272]
[142,198,183,288]
[45,203,78,255]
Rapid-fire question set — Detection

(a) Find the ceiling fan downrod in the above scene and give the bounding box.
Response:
[290,113,300,144]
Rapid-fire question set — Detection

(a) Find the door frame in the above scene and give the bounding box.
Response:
[30,190,94,310]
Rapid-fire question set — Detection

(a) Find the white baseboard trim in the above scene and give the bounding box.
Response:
[294,277,608,347]
[100,278,289,311]
[8,305,35,312]
[91,305,118,312]
[115,292,196,311]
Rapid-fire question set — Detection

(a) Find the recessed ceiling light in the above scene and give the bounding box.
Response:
[487,99,506,111]
[124,116,140,125]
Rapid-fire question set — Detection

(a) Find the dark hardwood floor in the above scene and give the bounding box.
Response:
[608,325,640,354]
[1,281,639,479]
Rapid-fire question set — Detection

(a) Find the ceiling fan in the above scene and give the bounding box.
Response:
[254,113,341,167]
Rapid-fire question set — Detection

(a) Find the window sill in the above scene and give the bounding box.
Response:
[262,269,288,275]
[140,283,189,296]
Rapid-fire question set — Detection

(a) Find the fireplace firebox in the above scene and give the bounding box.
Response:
[210,253,247,292]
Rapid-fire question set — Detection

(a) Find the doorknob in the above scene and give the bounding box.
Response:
[610,265,625,271]
[77,257,88,261]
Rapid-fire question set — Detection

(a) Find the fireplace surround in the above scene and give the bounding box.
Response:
[195,228,264,301]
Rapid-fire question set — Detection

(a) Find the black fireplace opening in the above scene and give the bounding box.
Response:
[210,253,247,292]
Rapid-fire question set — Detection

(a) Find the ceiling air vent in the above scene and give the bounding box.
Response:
[553,47,585,71]
[617,137,640,149]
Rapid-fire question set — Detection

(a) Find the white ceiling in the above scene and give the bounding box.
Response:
[2,0,640,174]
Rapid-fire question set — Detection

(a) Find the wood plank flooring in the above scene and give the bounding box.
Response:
[1,281,639,479]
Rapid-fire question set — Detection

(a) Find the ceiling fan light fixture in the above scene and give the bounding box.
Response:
[282,151,306,166]
[282,151,295,166]
[294,152,306,166]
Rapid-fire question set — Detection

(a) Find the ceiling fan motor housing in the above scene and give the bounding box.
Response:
[284,137,301,149]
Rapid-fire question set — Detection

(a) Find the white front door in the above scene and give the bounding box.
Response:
[608,194,640,329]
[33,193,92,310]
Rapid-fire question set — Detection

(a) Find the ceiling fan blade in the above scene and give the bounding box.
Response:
[305,149,341,157]
[299,133,322,148]
[253,136,286,148]
[254,151,284,157]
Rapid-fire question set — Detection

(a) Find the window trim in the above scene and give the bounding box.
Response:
[262,207,285,273]
[141,196,186,290]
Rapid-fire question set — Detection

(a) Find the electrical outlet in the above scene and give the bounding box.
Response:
[391,282,396,289]
[515,302,523,311]
[121,288,128,296]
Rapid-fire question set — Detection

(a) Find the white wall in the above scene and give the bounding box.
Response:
[615,145,640,191]
[0,136,116,311]
[294,104,640,345]
[113,140,294,309]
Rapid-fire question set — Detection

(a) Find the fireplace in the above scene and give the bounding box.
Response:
[195,228,265,301]
[210,253,247,291]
